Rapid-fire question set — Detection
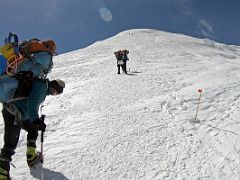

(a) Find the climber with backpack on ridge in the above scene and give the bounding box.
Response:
[0,33,65,180]
[114,49,129,74]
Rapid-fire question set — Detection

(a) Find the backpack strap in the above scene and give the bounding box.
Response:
[29,52,53,79]
[4,103,22,123]
[6,97,26,104]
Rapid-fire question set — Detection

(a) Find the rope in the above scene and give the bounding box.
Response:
[6,54,24,76]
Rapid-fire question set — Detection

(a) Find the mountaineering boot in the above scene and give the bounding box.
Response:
[26,140,42,168]
[26,146,42,168]
[0,158,11,180]
[0,168,11,180]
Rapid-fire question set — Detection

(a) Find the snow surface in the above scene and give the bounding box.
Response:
[1,29,240,180]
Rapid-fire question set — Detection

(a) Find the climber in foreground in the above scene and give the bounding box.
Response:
[0,33,65,179]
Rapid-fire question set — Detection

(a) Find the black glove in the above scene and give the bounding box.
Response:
[15,71,33,80]
[33,115,46,132]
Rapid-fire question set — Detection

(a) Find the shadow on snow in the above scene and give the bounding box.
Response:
[30,167,69,180]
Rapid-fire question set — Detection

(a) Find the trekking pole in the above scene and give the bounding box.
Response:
[195,89,203,122]
[40,118,45,163]
[39,105,45,163]
[39,105,45,180]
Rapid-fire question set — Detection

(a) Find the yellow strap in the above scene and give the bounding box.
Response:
[0,167,8,175]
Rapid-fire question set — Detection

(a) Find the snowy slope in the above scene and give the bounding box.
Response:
[1,29,240,180]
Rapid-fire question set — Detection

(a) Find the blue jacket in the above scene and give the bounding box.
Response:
[0,76,18,102]
[13,79,51,122]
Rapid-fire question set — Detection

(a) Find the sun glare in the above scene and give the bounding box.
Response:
[99,7,112,22]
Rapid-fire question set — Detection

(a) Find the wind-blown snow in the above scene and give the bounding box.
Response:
[1,29,240,179]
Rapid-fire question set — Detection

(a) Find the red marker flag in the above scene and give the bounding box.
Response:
[198,89,202,93]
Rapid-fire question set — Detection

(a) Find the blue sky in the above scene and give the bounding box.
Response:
[0,0,239,54]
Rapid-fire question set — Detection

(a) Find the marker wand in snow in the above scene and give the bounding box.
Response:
[194,89,203,122]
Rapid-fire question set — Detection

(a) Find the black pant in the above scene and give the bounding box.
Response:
[0,108,21,161]
[117,61,127,74]
[0,108,38,161]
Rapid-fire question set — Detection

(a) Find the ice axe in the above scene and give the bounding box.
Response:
[39,105,45,163]
[40,115,45,163]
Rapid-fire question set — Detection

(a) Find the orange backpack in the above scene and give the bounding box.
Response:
[19,39,56,59]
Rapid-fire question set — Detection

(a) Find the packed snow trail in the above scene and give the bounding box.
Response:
[1,29,240,179]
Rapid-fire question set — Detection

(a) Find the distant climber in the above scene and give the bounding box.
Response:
[114,49,129,74]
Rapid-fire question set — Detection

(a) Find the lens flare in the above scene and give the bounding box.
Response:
[99,7,112,22]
